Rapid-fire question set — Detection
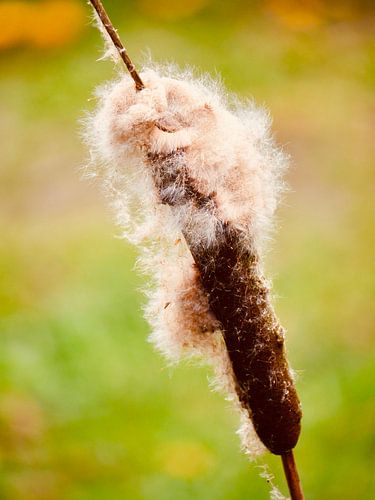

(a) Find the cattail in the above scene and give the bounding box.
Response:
[85,1,303,498]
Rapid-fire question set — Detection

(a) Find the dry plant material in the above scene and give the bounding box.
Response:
[85,1,304,498]
[87,69,302,458]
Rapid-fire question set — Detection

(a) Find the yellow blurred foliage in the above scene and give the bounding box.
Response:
[157,441,215,479]
[139,0,211,21]
[265,0,359,29]
[265,0,324,29]
[6,470,65,500]
[0,393,45,449]
[0,0,85,50]
[0,393,44,441]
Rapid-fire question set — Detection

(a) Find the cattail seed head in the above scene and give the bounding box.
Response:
[84,66,301,457]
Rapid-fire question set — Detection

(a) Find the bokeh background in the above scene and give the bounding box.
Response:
[0,1,374,498]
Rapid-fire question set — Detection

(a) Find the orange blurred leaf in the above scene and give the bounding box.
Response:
[265,0,324,30]
[27,1,85,48]
[0,0,85,51]
[0,2,30,49]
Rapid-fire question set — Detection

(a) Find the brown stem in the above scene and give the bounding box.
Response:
[281,451,304,500]
[89,0,145,91]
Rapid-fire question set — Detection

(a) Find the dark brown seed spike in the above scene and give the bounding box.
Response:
[148,149,302,455]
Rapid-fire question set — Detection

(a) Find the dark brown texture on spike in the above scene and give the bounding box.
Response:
[89,0,145,91]
[148,150,302,455]
[188,227,302,454]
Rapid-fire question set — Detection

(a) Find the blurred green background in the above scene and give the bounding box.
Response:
[0,1,374,498]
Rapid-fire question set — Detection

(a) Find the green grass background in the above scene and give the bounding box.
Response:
[0,1,374,498]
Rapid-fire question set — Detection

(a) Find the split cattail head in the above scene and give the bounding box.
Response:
[85,67,300,458]
[89,68,287,251]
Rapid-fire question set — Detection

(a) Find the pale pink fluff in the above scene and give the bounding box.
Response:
[84,67,288,458]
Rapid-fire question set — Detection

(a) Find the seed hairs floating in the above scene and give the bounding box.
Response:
[85,1,304,498]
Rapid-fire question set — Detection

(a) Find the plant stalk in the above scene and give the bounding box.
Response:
[88,0,145,90]
[281,451,304,500]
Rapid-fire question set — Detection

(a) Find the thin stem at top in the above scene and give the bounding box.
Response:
[89,0,145,91]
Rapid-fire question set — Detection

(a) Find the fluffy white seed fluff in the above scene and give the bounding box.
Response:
[84,66,288,458]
